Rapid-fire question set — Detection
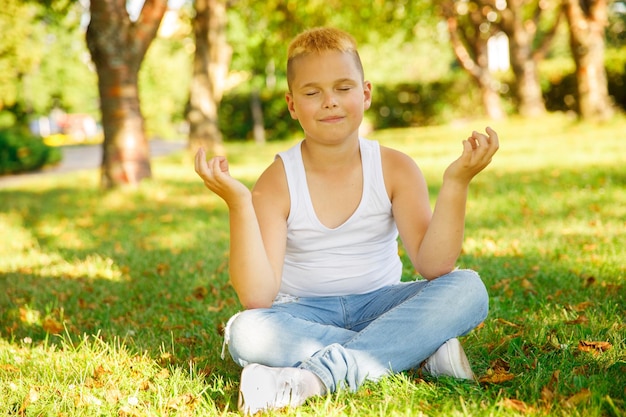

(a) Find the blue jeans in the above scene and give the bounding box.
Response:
[225,269,488,393]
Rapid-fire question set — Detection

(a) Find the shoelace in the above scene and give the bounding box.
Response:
[274,374,303,407]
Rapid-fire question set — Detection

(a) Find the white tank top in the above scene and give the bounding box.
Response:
[277,138,402,297]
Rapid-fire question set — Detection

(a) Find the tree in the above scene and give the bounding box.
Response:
[86,0,167,188]
[563,0,614,120]
[186,0,230,155]
[440,0,506,120]
[492,0,562,117]
[0,1,44,125]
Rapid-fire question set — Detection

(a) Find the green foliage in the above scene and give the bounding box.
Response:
[139,36,193,139]
[0,114,624,415]
[0,131,62,176]
[0,1,98,122]
[0,128,62,175]
[0,1,45,116]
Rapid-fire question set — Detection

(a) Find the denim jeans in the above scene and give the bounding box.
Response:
[225,269,488,393]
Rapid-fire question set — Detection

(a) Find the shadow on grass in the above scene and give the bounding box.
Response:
[1,161,624,412]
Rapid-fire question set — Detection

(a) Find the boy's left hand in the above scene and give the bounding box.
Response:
[444,126,499,185]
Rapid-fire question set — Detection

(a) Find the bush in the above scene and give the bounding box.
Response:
[0,129,62,175]
[217,72,483,141]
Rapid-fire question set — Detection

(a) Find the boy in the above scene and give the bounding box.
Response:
[195,27,499,414]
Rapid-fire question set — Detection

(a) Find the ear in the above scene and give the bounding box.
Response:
[285,92,298,120]
[363,81,372,110]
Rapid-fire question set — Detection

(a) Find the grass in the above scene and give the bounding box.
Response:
[1,112,624,416]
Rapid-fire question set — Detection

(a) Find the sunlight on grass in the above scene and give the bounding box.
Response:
[1,113,624,416]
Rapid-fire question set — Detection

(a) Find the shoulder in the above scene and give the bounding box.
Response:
[380,145,423,180]
[252,157,289,217]
[379,145,427,200]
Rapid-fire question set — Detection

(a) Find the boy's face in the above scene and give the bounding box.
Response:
[286,50,372,144]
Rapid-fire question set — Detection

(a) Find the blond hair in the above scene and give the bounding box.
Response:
[287,27,364,90]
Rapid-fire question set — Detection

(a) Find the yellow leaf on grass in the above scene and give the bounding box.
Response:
[479,359,515,384]
[167,393,198,411]
[498,398,533,413]
[578,340,612,354]
[479,370,515,384]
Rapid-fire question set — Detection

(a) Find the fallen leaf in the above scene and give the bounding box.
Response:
[74,392,102,407]
[565,315,589,325]
[562,388,591,408]
[0,364,19,372]
[105,388,122,404]
[167,393,198,411]
[479,359,515,384]
[118,405,142,417]
[571,301,593,312]
[540,370,560,404]
[156,263,170,276]
[498,398,533,413]
[479,370,515,384]
[578,340,612,354]
[495,318,522,328]
[42,317,64,334]
[192,286,208,300]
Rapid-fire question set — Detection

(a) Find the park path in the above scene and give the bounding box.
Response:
[0,139,186,188]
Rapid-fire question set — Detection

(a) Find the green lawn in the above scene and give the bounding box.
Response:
[1,113,624,416]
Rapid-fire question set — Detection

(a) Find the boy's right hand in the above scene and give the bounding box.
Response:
[194,148,252,207]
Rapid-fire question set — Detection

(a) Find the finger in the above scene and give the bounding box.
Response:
[194,147,206,174]
[467,135,479,150]
[485,126,500,149]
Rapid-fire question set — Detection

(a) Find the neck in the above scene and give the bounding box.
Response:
[301,137,361,170]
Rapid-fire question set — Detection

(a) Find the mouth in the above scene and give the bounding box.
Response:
[319,115,345,123]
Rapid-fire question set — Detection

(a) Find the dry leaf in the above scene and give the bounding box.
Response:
[565,315,589,325]
[540,370,560,404]
[578,340,612,354]
[105,388,123,404]
[479,369,515,384]
[0,364,19,372]
[495,318,522,328]
[562,388,591,407]
[118,405,142,417]
[42,317,64,334]
[167,393,198,411]
[74,392,102,407]
[479,359,515,384]
[192,286,208,300]
[498,398,533,413]
[572,301,593,311]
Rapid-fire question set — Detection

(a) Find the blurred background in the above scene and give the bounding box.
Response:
[1,0,624,185]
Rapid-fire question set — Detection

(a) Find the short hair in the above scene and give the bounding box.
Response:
[286,27,364,90]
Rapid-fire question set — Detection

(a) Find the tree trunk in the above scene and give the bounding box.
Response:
[250,88,266,144]
[563,0,613,120]
[501,1,547,118]
[187,0,230,156]
[442,1,506,120]
[86,0,167,189]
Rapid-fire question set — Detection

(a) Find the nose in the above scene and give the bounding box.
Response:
[322,92,338,108]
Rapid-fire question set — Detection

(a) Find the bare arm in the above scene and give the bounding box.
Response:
[194,149,285,309]
[390,127,499,280]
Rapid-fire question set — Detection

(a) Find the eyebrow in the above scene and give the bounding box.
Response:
[298,78,359,89]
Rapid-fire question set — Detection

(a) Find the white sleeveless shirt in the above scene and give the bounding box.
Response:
[277,138,402,297]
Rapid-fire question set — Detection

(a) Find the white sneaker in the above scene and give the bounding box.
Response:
[423,338,475,380]
[238,364,324,415]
